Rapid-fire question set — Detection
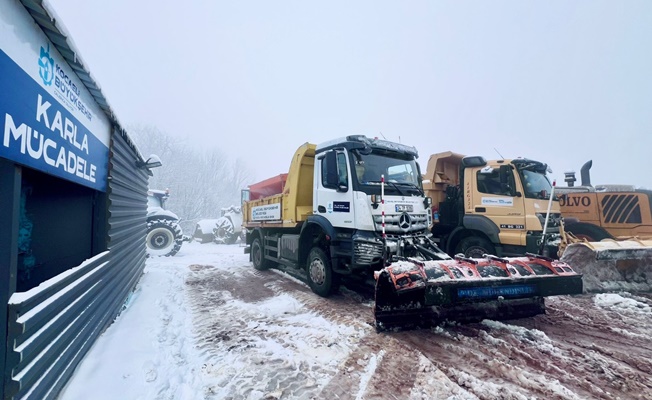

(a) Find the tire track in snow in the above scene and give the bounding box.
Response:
[181,246,652,400]
[185,263,367,399]
[145,264,208,400]
[390,294,652,400]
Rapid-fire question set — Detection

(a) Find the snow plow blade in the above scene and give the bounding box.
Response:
[560,239,652,292]
[374,254,583,330]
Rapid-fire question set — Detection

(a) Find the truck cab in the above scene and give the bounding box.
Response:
[424,152,562,258]
[314,135,430,243]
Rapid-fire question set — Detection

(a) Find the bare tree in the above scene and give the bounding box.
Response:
[126,125,253,232]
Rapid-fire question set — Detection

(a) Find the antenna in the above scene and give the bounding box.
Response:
[494,148,504,160]
[379,131,387,139]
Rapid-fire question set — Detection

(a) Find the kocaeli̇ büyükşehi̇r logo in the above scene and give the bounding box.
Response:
[38,44,54,86]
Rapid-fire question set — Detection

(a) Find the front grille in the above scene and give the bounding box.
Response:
[353,240,384,265]
[373,213,429,233]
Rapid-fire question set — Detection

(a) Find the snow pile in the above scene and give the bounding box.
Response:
[593,292,652,314]
[481,319,561,357]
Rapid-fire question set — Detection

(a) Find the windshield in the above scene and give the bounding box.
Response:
[350,150,421,195]
[519,169,553,199]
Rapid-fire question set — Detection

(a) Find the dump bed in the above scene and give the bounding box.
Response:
[249,174,288,201]
[422,151,464,207]
[242,143,316,229]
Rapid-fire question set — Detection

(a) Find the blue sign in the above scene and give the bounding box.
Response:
[333,201,351,213]
[0,50,109,191]
[457,284,537,299]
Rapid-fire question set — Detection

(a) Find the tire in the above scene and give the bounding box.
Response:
[146,219,183,257]
[454,236,495,259]
[565,222,612,242]
[251,237,271,270]
[306,247,339,297]
[214,218,237,244]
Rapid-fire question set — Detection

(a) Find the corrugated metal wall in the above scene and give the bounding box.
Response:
[4,130,149,400]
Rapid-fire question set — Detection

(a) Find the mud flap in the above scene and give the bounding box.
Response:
[374,255,583,330]
[560,240,652,292]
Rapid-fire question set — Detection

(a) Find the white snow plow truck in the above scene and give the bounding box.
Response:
[241,135,583,329]
[146,189,184,257]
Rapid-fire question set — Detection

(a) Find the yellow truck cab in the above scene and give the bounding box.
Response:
[424,152,562,258]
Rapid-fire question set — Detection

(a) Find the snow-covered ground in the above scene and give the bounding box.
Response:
[58,242,652,400]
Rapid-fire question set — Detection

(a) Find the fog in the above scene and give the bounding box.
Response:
[48,0,652,189]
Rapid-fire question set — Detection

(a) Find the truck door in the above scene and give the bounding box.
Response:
[314,149,355,229]
[471,165,526,246]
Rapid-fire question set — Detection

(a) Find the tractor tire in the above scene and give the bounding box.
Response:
[146,219,183,257]
[251,237,271,270]
[565,222,613,242]
[214,217,237,244]
[306,247,339,297]
[455,236,495,259]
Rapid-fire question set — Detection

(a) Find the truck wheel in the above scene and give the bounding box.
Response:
[214,218,237,244]
[146,219,183,257]
[251,237,270,270]
[565,223,612,242]
[306,247,339,297]
[455,236,495,259]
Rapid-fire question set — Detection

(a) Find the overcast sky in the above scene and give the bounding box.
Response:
[47,0,652,188]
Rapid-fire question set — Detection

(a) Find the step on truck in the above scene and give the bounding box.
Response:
[241,136,583,329]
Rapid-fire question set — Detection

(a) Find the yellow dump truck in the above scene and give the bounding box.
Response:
[423,151,563,259]
[242,136,582,329]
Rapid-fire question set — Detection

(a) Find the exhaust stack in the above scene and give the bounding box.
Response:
[580,160,593,187]
[564,171,576,187]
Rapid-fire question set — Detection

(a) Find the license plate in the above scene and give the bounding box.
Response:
[457,284,536,299]
[395,204,413,212]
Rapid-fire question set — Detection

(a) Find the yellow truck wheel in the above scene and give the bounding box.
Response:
[251,237,271,270]
[455,236,495,259]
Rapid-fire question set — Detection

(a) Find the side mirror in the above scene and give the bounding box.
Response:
[241,189,250,203]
